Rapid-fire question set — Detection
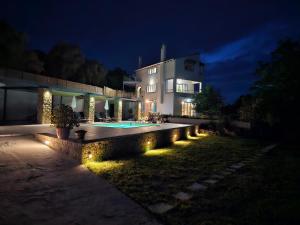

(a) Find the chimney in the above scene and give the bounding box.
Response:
[160,44,166,62]
[138,56,142,68]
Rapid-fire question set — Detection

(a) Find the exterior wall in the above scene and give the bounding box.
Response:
[35,125,197,163]
[136,60,176,116]
[174,55,203,81]
[37,88,52,124]
[83,95,95,122]
[114,97,122,121]
[136,54,203,116]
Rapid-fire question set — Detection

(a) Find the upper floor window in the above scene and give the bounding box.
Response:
[148,67,157,74]
[184,59,196,72]
[166,79,173,92]
[176,83,188,93]
[146,84,156,93]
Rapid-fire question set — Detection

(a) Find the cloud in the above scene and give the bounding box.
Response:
[201,21,300,103]
[202,22,290,64]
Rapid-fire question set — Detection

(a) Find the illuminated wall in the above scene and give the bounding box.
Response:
[37,88,52,124]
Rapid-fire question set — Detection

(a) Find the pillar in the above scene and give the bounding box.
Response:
[135,101,142,121]
[114,97,122,121]
[37,88,52,124]
[84,94,95,123]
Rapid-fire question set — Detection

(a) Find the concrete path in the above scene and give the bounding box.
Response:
[0,136,160,225]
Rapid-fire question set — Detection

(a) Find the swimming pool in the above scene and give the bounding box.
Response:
[93,122,160,129]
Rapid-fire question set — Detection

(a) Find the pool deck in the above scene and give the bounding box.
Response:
[0,122,191,142]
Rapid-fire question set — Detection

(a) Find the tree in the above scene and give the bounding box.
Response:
[22,50,45,74]
[251,39,300,136]
[193,85,224,118]
[0,20,27,69]
[45,42,85,80]
[105,67,128,89]
[73,60,107,86]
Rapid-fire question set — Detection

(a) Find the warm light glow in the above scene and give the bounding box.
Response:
[174,134,177,138]
[88,151,93,159]
[145,99,150,103]
[147,141,151,145]
[44,140,50,145]
[197,133,209,137]
[85,161,125,174]
[44,90,51,98]
[144,149,171,156]
[173,140,191,146]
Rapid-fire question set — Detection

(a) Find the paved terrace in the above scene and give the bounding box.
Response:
[0,135,161,225]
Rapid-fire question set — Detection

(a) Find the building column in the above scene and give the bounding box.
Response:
[37,88,52,124]
[114,97,122,121]
[84,94,95,123]
[135,101,142,121]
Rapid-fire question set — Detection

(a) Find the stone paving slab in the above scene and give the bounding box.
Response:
[174,192,193,201]
[230,163,245,169]
[226,168,236,172]
[187,182,208,191]
[0,136,161,225]
[261,144,277,153]
[211,174,225,179]
[148,203,176,214]
[220,171,232,176]
[203,179,218,185]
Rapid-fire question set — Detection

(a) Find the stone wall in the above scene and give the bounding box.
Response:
[114,97,122,121]
[82,125,196,163]
[83,95,95,122]
[37,88,52,124]
[35,133,83,160]
[35,125,198,164]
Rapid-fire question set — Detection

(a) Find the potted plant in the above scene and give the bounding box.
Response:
[75,129,87,140]
[51,104,79,139]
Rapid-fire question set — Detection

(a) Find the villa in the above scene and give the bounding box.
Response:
[133,44,204,117]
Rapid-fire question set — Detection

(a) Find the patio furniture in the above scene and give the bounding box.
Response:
[74,112,90,123]
[95,112,105,122]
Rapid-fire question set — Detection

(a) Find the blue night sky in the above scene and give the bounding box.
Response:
[1,0,300,102]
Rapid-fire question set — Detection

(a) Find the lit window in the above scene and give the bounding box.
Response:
[181,101,195,116]
[148,67,157,74]
[166,79,173,92]
[147,84,156,93]
[176,83,188,93]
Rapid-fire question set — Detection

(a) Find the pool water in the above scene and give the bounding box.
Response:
[93,122,160,129]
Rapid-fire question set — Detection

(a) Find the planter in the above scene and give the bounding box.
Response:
[75,130,87,140]
[56,128,71,140]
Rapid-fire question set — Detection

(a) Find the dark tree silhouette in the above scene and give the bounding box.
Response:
[73,60,107,87]
[45,42,85,80]
[0,20,27,69]
[251,39,300,137]
[193,85,224,118]
[105,67,128,90]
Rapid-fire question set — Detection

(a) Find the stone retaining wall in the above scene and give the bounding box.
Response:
[35,125,198,164]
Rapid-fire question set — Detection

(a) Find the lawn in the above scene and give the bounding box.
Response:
[86,134,300,225]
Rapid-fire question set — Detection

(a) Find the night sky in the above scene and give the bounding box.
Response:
[1,0,300,102]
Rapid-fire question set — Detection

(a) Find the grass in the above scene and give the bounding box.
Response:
[163,143,300,225]
[86,134,300,225]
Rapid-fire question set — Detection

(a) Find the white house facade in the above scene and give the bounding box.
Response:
[135,45,204,117]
